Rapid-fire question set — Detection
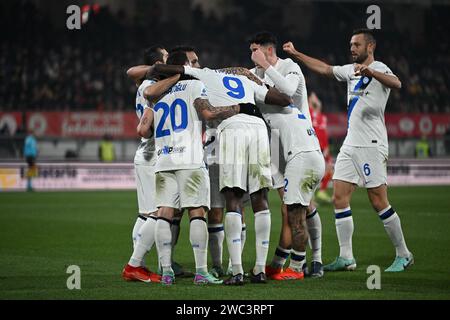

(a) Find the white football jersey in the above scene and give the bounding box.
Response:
[251,58,320,161]
[153,79,207,172]
[135,79,156,166]
[333,60,393,149]
[184,66,269,128]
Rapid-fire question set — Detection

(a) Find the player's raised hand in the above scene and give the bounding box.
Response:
[354,64,374,77]
[251,48,270,69]
[283,42,298,55]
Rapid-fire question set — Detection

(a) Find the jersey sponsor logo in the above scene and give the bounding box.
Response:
[157,145,186,156]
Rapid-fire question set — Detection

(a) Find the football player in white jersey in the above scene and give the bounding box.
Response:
[150,60,291,285]
[283,29,413,272]
[127,48,192,277]
[146,51,254,285]
[247,31,325,279]
[126,49,260,280]
[122,45,173,283]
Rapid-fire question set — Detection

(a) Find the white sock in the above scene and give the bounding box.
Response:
[379,206,410,258]
[271,246,291,268]
[155,218,173,273]
[335,207,354,260]
[190,218,208,273]
[306,209,322,263]
[132,215,147,248]
[225,212,243,275]
[208,224,224,268]
[128,215,157,267]
[228,223,247,271]
[254,210,271,275]
[289,249,306,272]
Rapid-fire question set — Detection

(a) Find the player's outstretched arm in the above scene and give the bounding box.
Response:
[217,67,264,85]
[354,64,402,89]
[143,74,181,102]
[137,108,154,138]
[126,65,151,85]
[153,64,185,76]
[283,42,333,78]
[194,98,239,121]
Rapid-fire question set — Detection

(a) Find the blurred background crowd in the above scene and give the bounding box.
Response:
[1,0,448,114]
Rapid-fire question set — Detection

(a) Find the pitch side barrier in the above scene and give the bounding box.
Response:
[0,159,449,191]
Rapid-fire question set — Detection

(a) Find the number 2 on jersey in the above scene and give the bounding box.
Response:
[223,76,245,99]
[154,99,188,138]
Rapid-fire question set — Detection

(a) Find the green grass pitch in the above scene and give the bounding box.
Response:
[1,186,449,300]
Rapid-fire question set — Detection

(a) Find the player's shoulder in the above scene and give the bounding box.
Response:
[337,63,354,69]
[280,57,301,70]
[178,78,204,88]
[332,63,353,75]
[138,79,156,91]
[371,60,393,73]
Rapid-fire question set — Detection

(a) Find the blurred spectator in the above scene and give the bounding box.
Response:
[98,134,115,162]
[23,130,38,191]
[0,0,448,114]
[415,135,431,158]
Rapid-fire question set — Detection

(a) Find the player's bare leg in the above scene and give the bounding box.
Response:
[170,209,185,276]
[208,207,225,277]
[316,155,333,203]
[367,185,413,272]
[271,204,307,280]
[324,179,357,271]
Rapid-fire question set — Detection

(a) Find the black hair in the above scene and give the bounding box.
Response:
[166,51,189,66]
[143,45,165,65]
[247,31,278,47]
[169,45,196,54]
[352,28,376,45]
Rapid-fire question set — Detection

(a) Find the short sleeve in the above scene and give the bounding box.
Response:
[332,64,353,82]
[249,81,269,103]
[191,80,208,101]
[184,66,204,79]
[285,59,302,76]
[372,62,396,77]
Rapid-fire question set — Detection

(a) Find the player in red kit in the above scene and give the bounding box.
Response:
[309,92,333,203]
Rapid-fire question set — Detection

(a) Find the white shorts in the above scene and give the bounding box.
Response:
[283,150,325,206]
[218,121,272,194]
[134,164,157,214]
[155,167,210,210]
[333,145,388,188]
[209,163,225,209]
